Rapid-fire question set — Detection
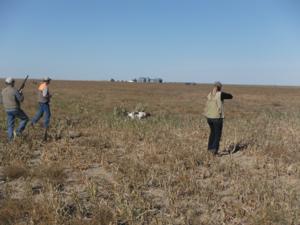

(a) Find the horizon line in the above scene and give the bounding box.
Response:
[0,77,299,88]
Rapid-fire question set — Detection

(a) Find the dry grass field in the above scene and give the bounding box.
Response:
[0,80,299,225]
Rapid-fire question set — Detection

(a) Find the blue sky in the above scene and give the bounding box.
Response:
[1,0,300,84]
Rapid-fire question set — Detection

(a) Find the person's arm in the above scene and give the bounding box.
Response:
[15,90,24,103]
[221,92,233,101]
[42,87,48,97]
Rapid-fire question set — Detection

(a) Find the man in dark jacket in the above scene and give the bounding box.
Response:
[1,77,29,140]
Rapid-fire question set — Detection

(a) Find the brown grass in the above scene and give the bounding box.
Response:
[0,80,299,224]
[32,163,66,186]
[3,163,28,180]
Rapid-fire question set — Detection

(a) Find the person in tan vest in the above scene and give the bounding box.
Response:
[31,77,52,140]
[203,81,233,155]
[1,77,29,141]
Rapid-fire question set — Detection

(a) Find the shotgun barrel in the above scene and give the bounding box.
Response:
[18,75,29,92]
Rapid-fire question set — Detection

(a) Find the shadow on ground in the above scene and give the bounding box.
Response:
[220,141,254,156]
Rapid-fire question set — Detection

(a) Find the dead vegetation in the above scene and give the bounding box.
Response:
[2,163,28,180]
[0,81,299,224]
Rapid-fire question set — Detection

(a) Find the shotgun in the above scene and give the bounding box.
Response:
[18,75,29,92]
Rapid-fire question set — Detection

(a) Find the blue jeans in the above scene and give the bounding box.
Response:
[32,103,51,128]
[6,109,29,140]
[207,118,223,154]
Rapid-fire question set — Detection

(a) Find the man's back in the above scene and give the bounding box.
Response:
[2,86,19,111]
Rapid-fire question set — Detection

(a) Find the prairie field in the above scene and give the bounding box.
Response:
[0,80,299,225]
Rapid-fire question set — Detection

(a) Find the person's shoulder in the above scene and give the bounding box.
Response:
[216,91,222,97]
[39,82,47,90]
[221,91,229,94]
[207,92,214,99]
[3,86,15,92]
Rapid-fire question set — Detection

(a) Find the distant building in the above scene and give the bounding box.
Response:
[150,78,163,83]
[111,77,163,83]
[137,77,147,83]
[136,77,163,83]
[185,82,197,85]
[128,79,137,83]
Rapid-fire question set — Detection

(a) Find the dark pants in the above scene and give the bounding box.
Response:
[32,102,51,128]
[6,109,29,140]
[207,118,223,154]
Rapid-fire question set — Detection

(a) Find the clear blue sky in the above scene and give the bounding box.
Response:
[1,0,300,84]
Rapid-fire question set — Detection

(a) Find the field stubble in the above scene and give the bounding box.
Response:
[0,81,299,225]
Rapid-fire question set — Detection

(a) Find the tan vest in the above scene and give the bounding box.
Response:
[203,91,224,119]
[1,86,19,110]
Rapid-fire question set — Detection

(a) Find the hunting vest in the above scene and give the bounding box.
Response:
[203,91,224,119]
[1,86,19,111]
[38,82,50,103]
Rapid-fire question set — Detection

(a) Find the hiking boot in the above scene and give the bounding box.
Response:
[13,131,17,139]
[43,128,48,142]
[208,149,217,154]
[13,130,21,139]
[14,130,23,138]
[30,122,35,128]
[208,149,221,157]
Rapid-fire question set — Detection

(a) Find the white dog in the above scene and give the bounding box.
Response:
[128,111,150,119]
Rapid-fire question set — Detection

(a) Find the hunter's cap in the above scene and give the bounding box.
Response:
[43,76,51,82]
[5,77,14,84]
[214,81,222,88]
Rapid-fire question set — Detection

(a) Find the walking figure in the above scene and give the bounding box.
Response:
[1,77,29,141]
[204,82,233,155]
[31,77,52,140]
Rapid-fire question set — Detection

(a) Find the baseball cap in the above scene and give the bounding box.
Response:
[43,76,51,82]
[214,81,222,88]
[5,77,15,84]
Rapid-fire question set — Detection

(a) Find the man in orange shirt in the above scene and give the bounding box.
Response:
[31,76,52,140]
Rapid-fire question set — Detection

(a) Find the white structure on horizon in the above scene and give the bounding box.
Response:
[136,77,163,83]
